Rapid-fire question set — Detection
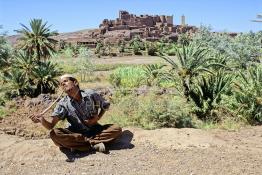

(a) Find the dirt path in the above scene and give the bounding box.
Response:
[0,126,261,175]
[92,56,165,65]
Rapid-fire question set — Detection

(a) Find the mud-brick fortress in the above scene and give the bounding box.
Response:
[99,10,197,42]
[52,10,198,48]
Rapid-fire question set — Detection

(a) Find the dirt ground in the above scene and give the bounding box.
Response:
[0,99,262,175]
[0,126,262,175]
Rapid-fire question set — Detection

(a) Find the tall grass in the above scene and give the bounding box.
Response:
[109,66,146,88]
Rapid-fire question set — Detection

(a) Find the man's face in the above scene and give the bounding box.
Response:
[60,77,78,94]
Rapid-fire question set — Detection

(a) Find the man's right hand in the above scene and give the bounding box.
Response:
[29,114,43,123]
[29,114,60,130]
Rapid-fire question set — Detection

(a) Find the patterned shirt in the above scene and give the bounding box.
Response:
[51,89,104,135]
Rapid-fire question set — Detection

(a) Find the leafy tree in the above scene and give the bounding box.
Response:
[95,41,108,57]
[12,51,37,80]
[95,42,103,54]
[177,33,192,46]
[156,37,170,53]
[232,31,262,68]
[132,43,141,55]
[15,19,58,60]
[0,26,13,70]
[146,42,158,56]
[130,36,145,55]
[117,40,125,53]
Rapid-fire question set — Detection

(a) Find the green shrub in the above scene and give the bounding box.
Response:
[221,65,262,124]
[146,42,158,56]
[130,36,145,55]
[32,61,62,94]
[77,56,95,82]
[2,52,62,97]
[135,94,194,129]
[189,70,233,120]
[0,31,13,70]
[143,64,166,86]
[109,66,146,88]
[63,47,75,58]
[94,64,131,71]
[105,93,194,129]
[166,48,176,56]
[0,93,6,106]
[0,106,7,118]
[191,26,262,68]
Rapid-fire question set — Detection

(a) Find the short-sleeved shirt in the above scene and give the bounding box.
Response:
[51,89,105,136]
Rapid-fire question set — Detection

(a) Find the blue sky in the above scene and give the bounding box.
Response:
[0,0,261,35]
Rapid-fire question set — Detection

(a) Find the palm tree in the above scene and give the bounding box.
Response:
[15,19,58,60]
[159,43,225,99]
[12,51,37,80]
[2,59,62,97]
[32,61,62,94]
[0,27,13,70]
[1,70,32,97]
[189,70,233,120]
[233,65,262,123]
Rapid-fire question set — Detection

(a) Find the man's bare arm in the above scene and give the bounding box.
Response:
[30,115,60,130]
[41,116,60,130]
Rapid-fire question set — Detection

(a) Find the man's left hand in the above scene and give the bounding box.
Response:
[84,115,100,126]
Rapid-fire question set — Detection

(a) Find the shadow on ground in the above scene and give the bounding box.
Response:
[59,129,134,162]
[107,129,134,150]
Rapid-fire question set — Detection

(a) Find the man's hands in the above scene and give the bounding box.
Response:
[84,115,100,126]
[29,114,44,123]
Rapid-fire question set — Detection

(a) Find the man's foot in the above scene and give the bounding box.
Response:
[93,143,106,153]
[59,147,76,162]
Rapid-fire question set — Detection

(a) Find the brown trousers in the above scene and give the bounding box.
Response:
[50,124,122,151]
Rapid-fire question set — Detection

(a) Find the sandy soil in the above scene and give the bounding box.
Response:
[0,126,262,175]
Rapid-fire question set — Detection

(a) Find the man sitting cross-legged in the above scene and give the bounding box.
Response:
[30,74,122,155]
